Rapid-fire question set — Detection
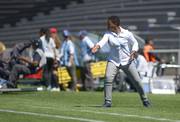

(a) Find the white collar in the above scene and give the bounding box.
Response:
[111,27,125,37]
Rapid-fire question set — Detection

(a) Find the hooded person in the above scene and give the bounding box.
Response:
[0,41,32,80]
[8,39,46,88]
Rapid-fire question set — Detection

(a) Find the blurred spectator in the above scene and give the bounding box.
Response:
[0,41,6,53]
[60,30,79,91]
[8,40,45,88]
[0,59,10,80]
[143,38,163,76]
[50,27,61,91]
[0,42,8,80]
[78,30,95,91]
[0,41,32,81]
[50,28,61,50]
[9,41,32,69]
[39,28,58,90]
[143,38,156,62]
[50,27,61,62]
[135,50,148,78]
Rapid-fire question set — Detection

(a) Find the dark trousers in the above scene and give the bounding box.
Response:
[0,60,10,80]
[51,72,59,88]
[81,61,94,90]
[43,58,54,87]
[9,64,31,85]
[66,64,78,90]
[0,67,10,80]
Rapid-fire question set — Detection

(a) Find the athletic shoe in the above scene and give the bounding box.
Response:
[102,102,112,108]
[143,100,151,107]
[51,87,60,92]
[6,81,16,88]
[47,86,52,91]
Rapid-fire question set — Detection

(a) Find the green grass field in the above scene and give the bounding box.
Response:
[0,91,180,122]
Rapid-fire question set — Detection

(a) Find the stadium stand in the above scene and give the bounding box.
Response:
[0,0,179,49]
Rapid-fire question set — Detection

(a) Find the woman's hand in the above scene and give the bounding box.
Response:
[130,51,136,61]
[68,54,74,67]
[91,45,100,53]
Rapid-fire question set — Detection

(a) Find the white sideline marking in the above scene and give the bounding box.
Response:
[78,110,180,122]
[0,109,104,122]
[10,104,180,122]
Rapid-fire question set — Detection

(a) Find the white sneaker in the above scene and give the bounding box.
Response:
[37,87,44,91]
[47,86,51,91]
[51,87,60,92]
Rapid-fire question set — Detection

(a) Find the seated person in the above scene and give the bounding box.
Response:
[0,60,13,88]
[0,59,10,80]
[8,40,46,88]
[0,41,32,77]
[9,41,32,69]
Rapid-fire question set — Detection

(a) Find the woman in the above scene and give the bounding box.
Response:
[39,28,58,90]
[50,27,61,91]
[0,41,6,53]
[92,16,151,107]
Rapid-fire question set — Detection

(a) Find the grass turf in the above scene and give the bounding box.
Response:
[0,91,180,122]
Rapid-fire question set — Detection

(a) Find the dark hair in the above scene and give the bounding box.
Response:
[39,28,47,35]
[31,39,40,48]
[145,36,153,44]
[108,16,120,26]
[39,28,50,42]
